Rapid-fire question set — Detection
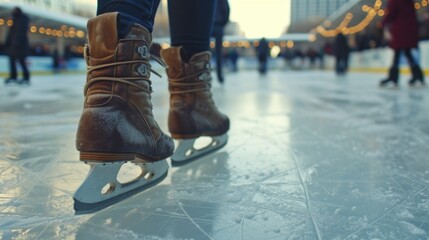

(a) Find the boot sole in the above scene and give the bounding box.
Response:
[171,131,228,140]
[80,152,165,163]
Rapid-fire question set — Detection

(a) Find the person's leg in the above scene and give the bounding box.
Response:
[380,49,401,86]
[160,0,229,163]
[168,0,216,58]
[403,48,416,65]
[338,57,345,74]
[5,56,17,84]
[74,1,174,212]
[335,56,341,74]
[18,57,30,82]
[392,49,401,68]
[213,24,224,83]
[262,58,268,74]
[9,56,17,79]
[404,48,425,85]
[344,54,349,73]
[97,0,159,38]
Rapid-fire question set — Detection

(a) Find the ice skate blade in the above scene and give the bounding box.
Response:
[4,80,18,85]
[409,83,426,88]
[379,84,399,89]
[171,134,228,166]
[73,159,168,215]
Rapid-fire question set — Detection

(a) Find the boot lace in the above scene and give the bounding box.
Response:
[83,46,167,96]
[168,64,212,94]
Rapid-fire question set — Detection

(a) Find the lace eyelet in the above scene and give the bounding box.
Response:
[198,72,211,81]
[137,64,149,77]
[137,46,149,59]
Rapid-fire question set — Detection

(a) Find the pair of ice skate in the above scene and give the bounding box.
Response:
[4,78,30,85]
[379,65,425,88]
[73,13,229,214]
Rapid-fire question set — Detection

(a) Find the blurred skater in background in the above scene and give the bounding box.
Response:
[380,0,425,87]
[334,30,350,76]
[257,37,269,75]
[4,7,30,85]
[212,0,230,84]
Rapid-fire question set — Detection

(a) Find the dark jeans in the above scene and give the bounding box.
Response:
[212,24,224,82]
[258,57,268,74]
[9,56,29,80]
[168,0,216,56]
[392,48,417,67]
[97,0,216,56]
[335,55,349,75]
[97,0,160,38]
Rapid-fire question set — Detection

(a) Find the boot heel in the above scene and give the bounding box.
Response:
[80,152,135,162]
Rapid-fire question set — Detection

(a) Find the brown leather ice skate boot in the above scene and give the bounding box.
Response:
[74,13,173,213]
[160,47,229,164]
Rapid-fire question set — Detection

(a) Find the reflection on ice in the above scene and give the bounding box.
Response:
[1,72,429,239]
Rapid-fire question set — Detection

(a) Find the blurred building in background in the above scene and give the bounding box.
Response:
[288,0,352,33]
[0,0,93,61]
[292,0,350,23]
[0,0,173,72]
[6,0,426,73]
[300,0,429,72]
[0,0,96,19]
[153,0,169,39]
[0,0,173,57]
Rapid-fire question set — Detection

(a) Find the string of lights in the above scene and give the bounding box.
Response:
[316,0,429,38]
[0,19,85,39]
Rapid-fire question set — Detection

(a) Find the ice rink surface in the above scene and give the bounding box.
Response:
[1,70,429,240]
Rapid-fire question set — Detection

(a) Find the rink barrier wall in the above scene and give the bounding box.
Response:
[0,56,87,76]
[324,40,429,74]
[2,40,429,75]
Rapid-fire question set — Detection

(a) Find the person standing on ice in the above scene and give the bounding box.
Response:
[379,0,425,87]
[73,0,230,213]
[333,30,350,76]
[212,0,230,84]
[4,7,30,85]
[257,37,269,74]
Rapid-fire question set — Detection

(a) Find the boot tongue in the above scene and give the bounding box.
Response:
[87,12,119,59]
[189,51,211,64]
[87,13,151,59]
[161,47,184,79]
[188,51,211,74]
[123,23,152,45]
[161,48,211,80]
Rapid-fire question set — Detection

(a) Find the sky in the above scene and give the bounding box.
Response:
[75,0,291,38]
[229,0,291,38]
